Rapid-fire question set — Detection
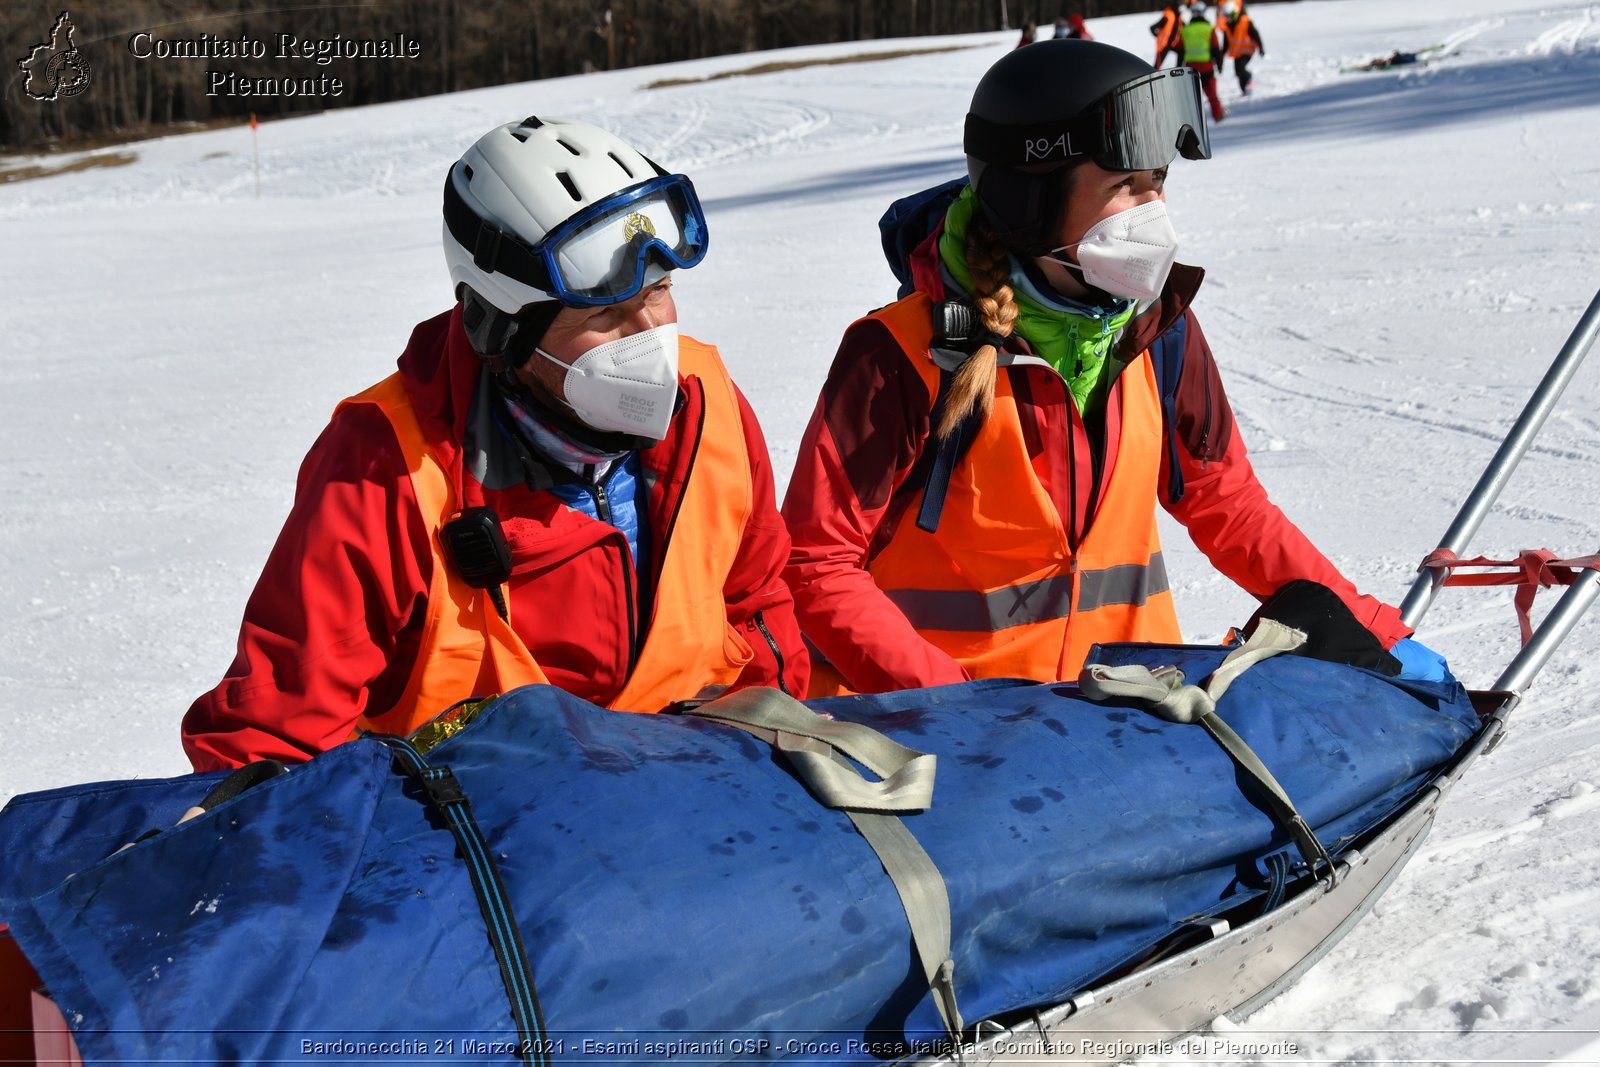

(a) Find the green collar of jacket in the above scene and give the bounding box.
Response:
[939,186,1136,415]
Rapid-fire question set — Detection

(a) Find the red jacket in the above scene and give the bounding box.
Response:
[184,307,807,770]
[782,238,1408,694]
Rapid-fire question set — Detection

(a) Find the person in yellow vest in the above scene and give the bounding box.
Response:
[1181,2,1228,120]
[1221,1,1265,95]
[1149,4,1183,69]
[782,40,1429,697]
[183,117,808,769]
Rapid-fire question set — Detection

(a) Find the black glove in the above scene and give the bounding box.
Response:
[1243,579,1401,676]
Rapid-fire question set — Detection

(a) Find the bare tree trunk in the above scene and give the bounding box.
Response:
[532,0,544,79]
[0,0,1165,151]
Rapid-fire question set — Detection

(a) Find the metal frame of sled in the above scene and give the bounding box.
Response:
[909,289,1600,1067]
[905,689,1513,1066]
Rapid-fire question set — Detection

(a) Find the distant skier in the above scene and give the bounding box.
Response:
[1150,3,1183,69]
[1221,0,1265,95]
[780,39,1447,697]
[1016,20,1037,48]
[183,118,808,770]
[1180,2,1228,121]
[1350,49,1426,71]
[1064,13,1092,40]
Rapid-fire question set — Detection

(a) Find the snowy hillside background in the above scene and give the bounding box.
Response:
[4,0,1599,1060]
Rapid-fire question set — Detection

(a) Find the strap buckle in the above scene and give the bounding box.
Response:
[421,766,465,808]
[472,224,504,273]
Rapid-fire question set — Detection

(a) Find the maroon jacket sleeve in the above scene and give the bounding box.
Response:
[180,404,432,771]
[1160,311,1410,647]
[722,385,811,698]
[781,320,970,693]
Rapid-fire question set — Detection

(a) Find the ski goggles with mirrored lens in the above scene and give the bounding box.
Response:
[445,173,709,307]
[964,67,1211,172]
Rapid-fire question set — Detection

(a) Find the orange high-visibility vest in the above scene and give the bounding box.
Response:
[858,294,1181,685]
[1154,8,1181,55]
[1226,13,1258,57]
[340,336,757,737]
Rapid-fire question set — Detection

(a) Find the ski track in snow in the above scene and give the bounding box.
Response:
[3,1,1600,1063]
[1441,18,1507,56]
[1225,359,1599,464]
[1529,9,1600,55]
[1418,781,1600,863]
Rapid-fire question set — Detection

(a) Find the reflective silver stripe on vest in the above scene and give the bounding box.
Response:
[1076,552,1170,612]
[885,554,1169,634]
[886,575,1074,633]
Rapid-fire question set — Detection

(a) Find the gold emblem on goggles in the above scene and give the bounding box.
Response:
[622,211,656,241]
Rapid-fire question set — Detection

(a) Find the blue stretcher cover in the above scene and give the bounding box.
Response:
[0,645,1479,1064]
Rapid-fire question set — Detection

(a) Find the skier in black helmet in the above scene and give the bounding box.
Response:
[782,39,1446,698]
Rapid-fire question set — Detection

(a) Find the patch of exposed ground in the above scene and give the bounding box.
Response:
[0,151,137,184]
[647,44,979,89]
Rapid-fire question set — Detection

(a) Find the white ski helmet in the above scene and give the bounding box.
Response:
[443,116,692,315]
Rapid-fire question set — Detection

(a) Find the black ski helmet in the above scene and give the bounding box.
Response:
[964,39,1209,253]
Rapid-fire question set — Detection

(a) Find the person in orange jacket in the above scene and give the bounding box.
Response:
[182,117,807,770]
[781,41,1429,698]
[1150,4,1183,68]
[1221,1,1265,94]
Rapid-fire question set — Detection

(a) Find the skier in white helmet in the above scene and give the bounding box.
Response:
[184,116,808,770]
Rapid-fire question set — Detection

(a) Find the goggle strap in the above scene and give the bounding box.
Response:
[964,111,1100,169]
[443,173,555,293]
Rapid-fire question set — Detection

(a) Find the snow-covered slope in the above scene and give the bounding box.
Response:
[3,0,1599,1060]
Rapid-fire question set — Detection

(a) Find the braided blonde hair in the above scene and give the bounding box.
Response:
[938,210,1019,440]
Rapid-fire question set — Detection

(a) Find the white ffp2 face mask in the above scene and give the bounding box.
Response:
[1042,200,1180,302]
[537,322,680,441]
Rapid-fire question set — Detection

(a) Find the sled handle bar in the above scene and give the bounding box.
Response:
[1492,561,1600,695]
[1400,286,1600,629]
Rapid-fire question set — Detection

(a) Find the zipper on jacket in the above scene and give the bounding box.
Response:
[583,476,640,677]
[752,610,790,696]
[1022,363,1083,550]
[1062,374,1081,549]
[658,394,707,557]
[1084,395,1109,533]
[1200,358,1213,470]
[1089,315,1114,381]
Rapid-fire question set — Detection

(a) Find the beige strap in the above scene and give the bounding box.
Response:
[685,687,963,1038]
[1079,621,1337,883]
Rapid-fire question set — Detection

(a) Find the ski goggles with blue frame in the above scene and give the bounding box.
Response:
[444,172,709,307]
[964,67,1211,172]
